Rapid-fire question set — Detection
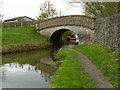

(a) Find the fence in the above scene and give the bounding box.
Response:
[2,21,37,28]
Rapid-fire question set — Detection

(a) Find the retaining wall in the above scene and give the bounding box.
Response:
[94,14,120,51]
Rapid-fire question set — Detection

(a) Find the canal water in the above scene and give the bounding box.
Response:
[0,49,57,88]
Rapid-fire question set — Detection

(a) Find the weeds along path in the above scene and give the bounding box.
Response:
[64,45,114,88]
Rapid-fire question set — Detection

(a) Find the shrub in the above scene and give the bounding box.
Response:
[61,31,73,45]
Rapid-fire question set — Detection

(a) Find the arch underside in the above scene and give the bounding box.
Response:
[50,29,70,47]
[39,25,94,46]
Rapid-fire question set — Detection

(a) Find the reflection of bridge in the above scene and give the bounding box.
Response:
[35,56,57,76]
[5,62,56,83]
[36,15,95,45]
[35,62,56,82]
[35,56,57,82]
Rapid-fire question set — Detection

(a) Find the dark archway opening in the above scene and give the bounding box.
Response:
[50,29,70,48]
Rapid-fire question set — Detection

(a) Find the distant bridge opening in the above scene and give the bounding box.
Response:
[50,29,70,47]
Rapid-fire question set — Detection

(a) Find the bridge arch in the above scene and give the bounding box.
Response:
[36,15,95,45]
[50,29,70,47]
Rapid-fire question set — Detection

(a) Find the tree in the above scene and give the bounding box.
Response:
[37,0,58,21]
[84,2,118,18]
[69,0,119,18]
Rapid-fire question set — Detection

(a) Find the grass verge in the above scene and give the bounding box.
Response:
[52,48,97,88]
[74,44,119,88]
[2,26,50,53]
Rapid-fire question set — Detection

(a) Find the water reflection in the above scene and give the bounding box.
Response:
[1,50,57,88]
[36,56,57,82]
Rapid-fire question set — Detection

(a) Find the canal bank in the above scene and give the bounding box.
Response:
[2,26,51,54]
[52,45,98,88]
[52,44,118,88]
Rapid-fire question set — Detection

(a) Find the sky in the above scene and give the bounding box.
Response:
[0,0,84,20]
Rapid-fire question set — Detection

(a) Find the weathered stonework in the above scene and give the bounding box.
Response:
[37,15,95,44]
[37,15,95,30]
[94,14,119,51]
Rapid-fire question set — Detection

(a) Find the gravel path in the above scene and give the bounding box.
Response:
[64,45,114,88]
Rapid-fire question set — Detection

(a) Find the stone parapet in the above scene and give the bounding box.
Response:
[38,15,95,30]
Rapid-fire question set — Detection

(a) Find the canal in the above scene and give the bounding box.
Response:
[1,49,57,88]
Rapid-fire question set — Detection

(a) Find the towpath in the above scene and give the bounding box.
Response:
[64,45,114,88]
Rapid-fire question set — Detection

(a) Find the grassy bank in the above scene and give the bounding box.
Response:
[74,44,119,88]
[52,48,97,88]
[2,26,50,53]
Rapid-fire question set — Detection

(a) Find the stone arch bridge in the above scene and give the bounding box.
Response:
[36,15,95,46]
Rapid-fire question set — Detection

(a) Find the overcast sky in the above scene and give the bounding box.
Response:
[0,0,84,20]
